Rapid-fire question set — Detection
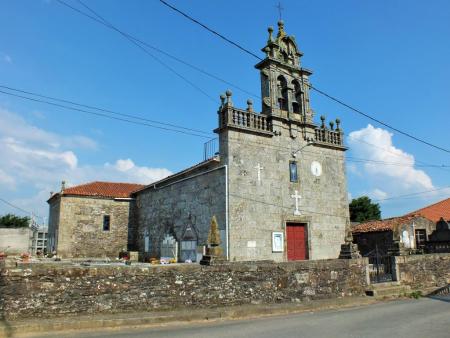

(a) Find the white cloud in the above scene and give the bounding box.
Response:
[0,108,172,218]
[370,188,388,200]
[348,124,434,199]
[0,108,98,150]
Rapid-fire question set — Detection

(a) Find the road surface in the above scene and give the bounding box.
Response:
[35,295,450,338]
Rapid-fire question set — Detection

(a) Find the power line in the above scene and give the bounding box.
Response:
[372,186,450,202]
[0,84,213,137]
[159,0,261,61]
[0,89,213,139]
[56,0,216,103]
[159,0,450,155]
[4,83,449,170]
[0,197,44,221]
[74,0,260,100]
[59,0,450,166]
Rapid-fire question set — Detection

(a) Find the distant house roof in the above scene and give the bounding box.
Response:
[407,197,450,223]
[352,214,424,234]
[49,181,145,201]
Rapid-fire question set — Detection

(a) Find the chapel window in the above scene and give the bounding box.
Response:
[289,161,298,182]
[103,215,110,231]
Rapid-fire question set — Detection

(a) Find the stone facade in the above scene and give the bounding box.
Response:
[135,159,226,261]
[0,259,368,320]
[48,196,132,258]
[134,21,350,262]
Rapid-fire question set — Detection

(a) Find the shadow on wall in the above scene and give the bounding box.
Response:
[0,263,13,338]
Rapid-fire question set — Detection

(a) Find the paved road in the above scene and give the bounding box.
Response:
[37,296,450,338]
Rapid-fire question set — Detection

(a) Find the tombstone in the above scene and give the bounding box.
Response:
[180,224,198,263]
[144,229,150,253]
[426,218,450,253]
[161,234,177,260]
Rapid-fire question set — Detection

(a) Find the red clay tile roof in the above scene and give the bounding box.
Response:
[407,197,450,223]
[352,214,423,234]
[60,181,144,199]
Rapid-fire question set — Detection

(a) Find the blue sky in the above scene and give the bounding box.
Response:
[0,0,449,222]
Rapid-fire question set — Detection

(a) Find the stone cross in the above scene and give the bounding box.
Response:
[276,2,284,20]
[291,190,302,216]
[254,163,264,182]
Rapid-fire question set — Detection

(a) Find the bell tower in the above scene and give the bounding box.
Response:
[255,21,314,126]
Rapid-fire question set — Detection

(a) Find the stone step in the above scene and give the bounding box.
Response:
[365,284,411,297]
[367,281,401,289]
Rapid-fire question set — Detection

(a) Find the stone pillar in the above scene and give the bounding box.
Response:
[339,225,361,259]
[200,215,225,265]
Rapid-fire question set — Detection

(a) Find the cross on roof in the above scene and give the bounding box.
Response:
[276,2,284,21]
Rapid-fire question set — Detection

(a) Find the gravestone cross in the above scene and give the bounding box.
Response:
[291,190,302,216]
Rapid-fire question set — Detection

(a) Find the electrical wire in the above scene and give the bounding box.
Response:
[0,89,213,139]
[158,0,450,154]
[57,0,217,103]
[0,84,213,137]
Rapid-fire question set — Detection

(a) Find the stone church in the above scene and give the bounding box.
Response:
[131,21,349,262]
[47,21,350,262]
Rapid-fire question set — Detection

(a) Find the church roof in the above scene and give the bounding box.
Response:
[406,197,450,222]
[352,214,427,234]
[50,181,144,200]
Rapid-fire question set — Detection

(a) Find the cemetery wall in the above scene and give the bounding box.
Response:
[0,258,368,320]
[395,253,450,289]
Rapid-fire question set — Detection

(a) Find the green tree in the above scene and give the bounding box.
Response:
[0,214,30,228]
[349,196,381,223]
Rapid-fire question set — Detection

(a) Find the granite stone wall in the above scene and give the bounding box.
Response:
[395,253,450,289]
[136,165,226,261]
[48,196,132,258]
[221,126,349,262]
[0,258,368,320]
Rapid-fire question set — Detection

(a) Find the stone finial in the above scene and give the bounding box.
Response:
[225,89,233,106]
[335,118,341,131]
[264,46,271,57]
[61,180,66,191]
[329,121,334,130]
[246,99,253,112]
[267,26,274,42]
[277,20,286,38]
[220,93,226,107]
[50,191,54,197]
[320,115,326,129]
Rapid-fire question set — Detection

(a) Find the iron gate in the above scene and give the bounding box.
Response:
[364,245,394,283]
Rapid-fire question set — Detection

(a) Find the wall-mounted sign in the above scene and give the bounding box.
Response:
[272,232,284,252]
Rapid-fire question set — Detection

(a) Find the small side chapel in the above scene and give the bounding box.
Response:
[133,21,351,262]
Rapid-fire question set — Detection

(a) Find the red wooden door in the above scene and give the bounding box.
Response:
[286,223,307,260]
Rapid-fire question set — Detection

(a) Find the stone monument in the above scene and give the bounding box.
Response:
[200,215,224,265]
[338,223,361,259]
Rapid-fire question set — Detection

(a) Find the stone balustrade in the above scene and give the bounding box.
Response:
[218,107,273,135]
[314,128,344,147]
